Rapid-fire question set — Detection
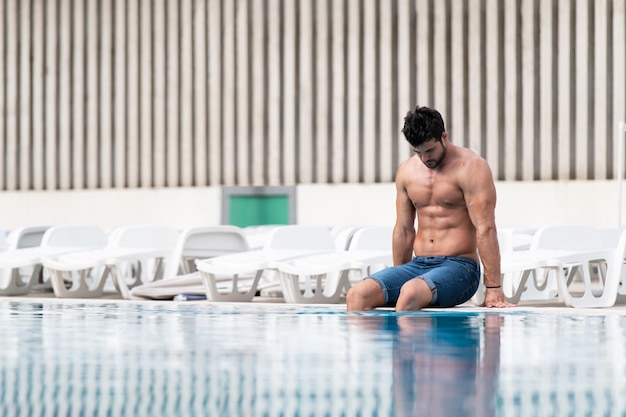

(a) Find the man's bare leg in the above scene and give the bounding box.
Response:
[346,279,385,311]
[395,278,433,311]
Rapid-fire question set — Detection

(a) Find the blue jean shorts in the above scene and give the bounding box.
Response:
[367,256,481,308]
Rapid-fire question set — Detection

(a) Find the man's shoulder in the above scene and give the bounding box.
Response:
[453,143,483,159]
[452,145,490,169]
[396,157,418,175]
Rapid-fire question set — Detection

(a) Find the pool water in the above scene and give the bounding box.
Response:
[1,300,625,417]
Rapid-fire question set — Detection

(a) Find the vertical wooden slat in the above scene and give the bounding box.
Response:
[18,0,31,190]
[32,0,45,190]
[539,0,554,180]
[221,0,236,185]
[250,0,266,185]
[114,0,128,188]
[85,0,99,188]
[361,0,376,183]
[314,0,329,183]
[71,0,85,190]
[594,0,608,180]
[503,0,518,180]
[266,0,281,185]
[378,0,393,182]
[558,0,572,179]
[575,0,589,179]
[330,1,345,183]
[449,1,466,149]
[615,0,626,179]
[345,0,360,183]
[46,0,60,189]
[6,0,18,191]
[140,0,154,187]
[396,0,412,163]
[0,0,5,189]
[126,1,139,188]
[297,0,313,183]
[100,0,113,188]
[193,0,207,186]
[330,0,345,183]
[207,0,222,186]
[153,0,167,187]
[180,0,193,186]
[520,0,535,180]
[485,0,500,177]
[282,0,296,184]
[467,0,482,156]
[166,0,180,186]
[58,0,72,190]
[83,0,101,189]
[235,0,249,185]
[431,0,447,115]
[415,0,430,107]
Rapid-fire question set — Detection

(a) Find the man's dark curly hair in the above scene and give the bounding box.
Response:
[401,106,446,147]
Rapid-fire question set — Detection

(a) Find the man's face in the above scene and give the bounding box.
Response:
[412,137,447,169]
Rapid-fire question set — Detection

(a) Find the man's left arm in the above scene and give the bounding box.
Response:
[462,159,514,308]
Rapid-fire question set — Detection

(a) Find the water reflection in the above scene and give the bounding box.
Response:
[348,313,502,417]
[1,302,394,417]
[2,301,626,417]
[497,313,626,416]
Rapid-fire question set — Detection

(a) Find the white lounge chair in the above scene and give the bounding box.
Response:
[130,225,251,300]
[331,226,363,250]
[472,225,607,305]
[0,225,51,295]
[6,225,51,249]
[501,226,561,302]
[347,225,394,277]
[8,225,53,291]
[576,228,625,285]
[275,226,393,304]
[475,225,618,306]
[552,227,626,308]
[518,225,621,304]
[0,225,103,296]
[195,225,337,302]
[242,225,285,249]
[42,225,180,299]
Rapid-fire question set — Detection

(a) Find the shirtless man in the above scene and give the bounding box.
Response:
[346,106,513,311]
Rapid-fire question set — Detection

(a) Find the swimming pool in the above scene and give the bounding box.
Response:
[1,300,625,417]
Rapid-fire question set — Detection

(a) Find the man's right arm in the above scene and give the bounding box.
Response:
[392,169,416,266]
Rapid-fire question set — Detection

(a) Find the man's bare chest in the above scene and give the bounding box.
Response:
[407,179,465,210]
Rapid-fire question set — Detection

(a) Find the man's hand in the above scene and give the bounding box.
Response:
[481,287,516,308]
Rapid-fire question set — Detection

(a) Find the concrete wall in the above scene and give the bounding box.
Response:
[0,181,623,232]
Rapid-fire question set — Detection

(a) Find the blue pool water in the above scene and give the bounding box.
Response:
[1,300,626,417]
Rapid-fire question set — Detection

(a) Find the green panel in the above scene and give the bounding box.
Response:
[228,195,290,227]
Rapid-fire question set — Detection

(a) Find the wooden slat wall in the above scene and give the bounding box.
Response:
[0,0,625,191]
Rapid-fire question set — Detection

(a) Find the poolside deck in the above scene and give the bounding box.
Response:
[6,287,626,316]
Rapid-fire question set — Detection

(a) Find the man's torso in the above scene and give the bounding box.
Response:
[403,145,479,262]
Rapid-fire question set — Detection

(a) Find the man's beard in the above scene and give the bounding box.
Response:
[423,145,446,169]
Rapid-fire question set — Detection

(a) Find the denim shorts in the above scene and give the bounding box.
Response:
[367,256,481,308]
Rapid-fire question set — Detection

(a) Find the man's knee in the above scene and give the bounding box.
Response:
[345,286,359,307]
[396,278,432,311]
[346,279,383,311]
[346,284,366,311]
[398,279,425,298]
